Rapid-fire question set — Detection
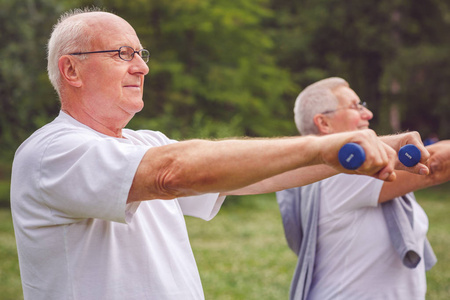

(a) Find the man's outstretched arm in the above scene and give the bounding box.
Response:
[128,129,398,202]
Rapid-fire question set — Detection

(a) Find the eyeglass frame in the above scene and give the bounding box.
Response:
[321,101,368,115]
[69,46,150,63]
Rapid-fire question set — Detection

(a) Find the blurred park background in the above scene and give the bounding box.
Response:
[1,0,450,298]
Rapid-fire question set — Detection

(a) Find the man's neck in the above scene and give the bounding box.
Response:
[61,108,128,138]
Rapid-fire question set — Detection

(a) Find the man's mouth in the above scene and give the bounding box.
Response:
[124,83,140,88]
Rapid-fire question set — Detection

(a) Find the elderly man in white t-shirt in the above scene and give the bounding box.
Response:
[10,8,433,300]
[277,77,450,300]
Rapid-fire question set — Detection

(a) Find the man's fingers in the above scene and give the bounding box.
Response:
[319,129,404,181]
[365,141,396,181]
[348,130,396,181]
[377,167,397,182]
[395,162,430,175]
[380,131,430,174]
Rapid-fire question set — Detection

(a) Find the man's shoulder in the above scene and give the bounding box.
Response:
[14,113,102,159]
[35,113,94,137]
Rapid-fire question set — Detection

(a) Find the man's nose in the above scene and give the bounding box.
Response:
[130,55,149,76]
[361,107,373,120]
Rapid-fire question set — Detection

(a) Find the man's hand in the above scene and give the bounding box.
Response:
[426,140,450,185]
[380,131,430,175]
[317,129,397,181]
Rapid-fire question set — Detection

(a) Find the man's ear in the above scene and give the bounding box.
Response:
[58,55,82,87]
[313,114,333,135]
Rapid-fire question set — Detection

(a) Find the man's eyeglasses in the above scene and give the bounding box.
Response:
[70,46,150,63]
[321,102,368,114]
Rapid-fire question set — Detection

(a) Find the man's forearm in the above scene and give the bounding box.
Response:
[128,129,396,202]
[129,135,326,201]
[222,164,337,196]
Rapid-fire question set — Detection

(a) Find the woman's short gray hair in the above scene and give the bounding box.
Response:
[294,77,349,135]
[47,7,101,98]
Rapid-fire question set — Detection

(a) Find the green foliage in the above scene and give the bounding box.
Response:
[0,0,66,157]
[269,0,450,138]
[121,0,297,138]
[380,45,450,138]
[1,2,449,297]
[1,0,449,161]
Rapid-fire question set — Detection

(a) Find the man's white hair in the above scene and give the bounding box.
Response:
[47,7,102,98]
[294,77,349,135]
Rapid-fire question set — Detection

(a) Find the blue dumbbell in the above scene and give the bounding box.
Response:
[398,144,421,167]
[339,143,421,170]
[338,143,366,170]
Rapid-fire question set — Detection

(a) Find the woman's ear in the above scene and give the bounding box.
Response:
[313,114,333,135]
[58,55,82,87]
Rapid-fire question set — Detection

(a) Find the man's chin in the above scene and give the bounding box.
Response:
[125,98,144,113]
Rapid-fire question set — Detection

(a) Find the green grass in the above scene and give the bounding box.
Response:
[416,183,450,299]
[0,210,23,300]
[186,194,296,300]
[0,185,449,299]
[188,185,450,300]
[0,180,11,208]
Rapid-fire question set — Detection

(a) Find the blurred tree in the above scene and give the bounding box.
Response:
[268,0,450,139]
[267,0,392,124]
[2,0,449,163]
[0,0,68,157]
[74,0,298,139]
[379,0,450,139]
[0,0,297,163]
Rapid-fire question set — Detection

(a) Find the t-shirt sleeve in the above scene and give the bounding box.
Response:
[39,133,149,224]
[177,194,226,221]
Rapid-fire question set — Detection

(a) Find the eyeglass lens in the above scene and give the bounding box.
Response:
[358,102,367,110]
[119,46,150,62]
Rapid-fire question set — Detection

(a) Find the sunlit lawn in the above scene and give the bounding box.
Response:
[188,184,450,300]
[0,209,23,300]
[416,183,450,299]
[0,184,449,299]
[186,194,296,300]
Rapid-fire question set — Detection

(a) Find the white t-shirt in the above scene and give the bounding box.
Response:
[307,174,428,300]
[10,111,225,300]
